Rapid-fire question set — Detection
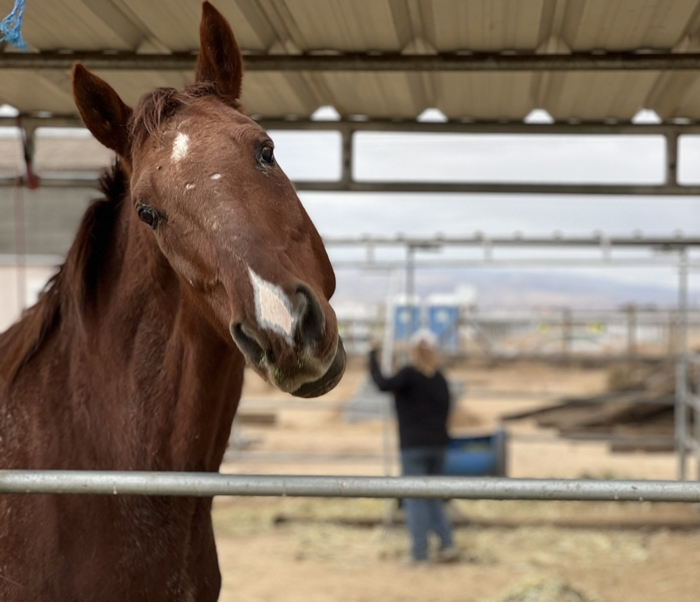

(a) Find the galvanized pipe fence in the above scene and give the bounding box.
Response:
[2,471,700,503]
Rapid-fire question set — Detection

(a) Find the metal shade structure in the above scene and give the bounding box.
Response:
[2,0,700,121]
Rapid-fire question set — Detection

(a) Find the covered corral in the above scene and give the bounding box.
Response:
[2,1,700,601]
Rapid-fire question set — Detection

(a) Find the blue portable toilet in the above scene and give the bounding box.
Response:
[427,304,460,349]
[391,295,421,342]
[427,288,476,350]
[393,304,421,342]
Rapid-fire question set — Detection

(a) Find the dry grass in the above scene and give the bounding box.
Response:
[216,361,700,601]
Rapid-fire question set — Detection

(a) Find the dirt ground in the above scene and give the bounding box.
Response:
[213,359,700,602]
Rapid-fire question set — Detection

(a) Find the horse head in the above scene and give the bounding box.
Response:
[70,1,345,398]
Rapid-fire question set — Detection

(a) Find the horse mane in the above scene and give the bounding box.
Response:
[129,81,220,148]
[0,162,128,384]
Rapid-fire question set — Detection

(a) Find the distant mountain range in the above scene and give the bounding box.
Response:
[332,268,696,309]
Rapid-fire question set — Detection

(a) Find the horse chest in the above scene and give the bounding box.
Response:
[1,494,220,602]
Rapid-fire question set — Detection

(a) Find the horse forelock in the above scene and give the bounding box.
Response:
[0,162,128,384]
[129,82,221,148]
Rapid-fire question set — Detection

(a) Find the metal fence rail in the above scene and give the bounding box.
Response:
[2,471,700,502]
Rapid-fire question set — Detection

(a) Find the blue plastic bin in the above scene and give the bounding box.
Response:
[443,427,507,477]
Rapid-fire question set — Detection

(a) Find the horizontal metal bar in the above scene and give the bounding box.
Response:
[295,181,700,195]
[264,120,700,136]
[8,116,700,136]
[5,51,700,72]
[0,177,99,188]
[1,471,699,502]
[332,260,700,269]
[324,235,700,247]
[5,175,700,196]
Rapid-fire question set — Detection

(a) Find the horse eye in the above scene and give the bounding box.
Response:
[137,205,159,230]
[260,145,274,165]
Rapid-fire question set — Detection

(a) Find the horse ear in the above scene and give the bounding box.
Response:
[196,0,243,106]
[72,63,133,156]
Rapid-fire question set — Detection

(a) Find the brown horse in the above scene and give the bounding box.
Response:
[0,2,345,600]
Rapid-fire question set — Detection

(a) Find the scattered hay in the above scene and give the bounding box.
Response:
[493,578,601,602]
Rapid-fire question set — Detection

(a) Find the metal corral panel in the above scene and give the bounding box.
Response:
[3,0,700,120]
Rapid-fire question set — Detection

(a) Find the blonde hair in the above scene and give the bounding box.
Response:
[410,342,438,377]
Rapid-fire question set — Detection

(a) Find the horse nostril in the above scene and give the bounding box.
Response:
[295,285,325,348]
[230,322,270,366]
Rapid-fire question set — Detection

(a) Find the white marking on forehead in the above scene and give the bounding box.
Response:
[210,173,222,180]
[248,267,296,344]
[185,182,195,190]
[172,132,190,162]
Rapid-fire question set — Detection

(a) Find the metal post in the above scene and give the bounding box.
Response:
[562,308,573,361]
[12,181,25,315]
[403,244,417,368]
[380,272,399,525]
[677,249,689,480]
[340,128,353,187]
[695,358,700,481]
[626,303,637,360]
[380,277,396,479]
[666,133,679,186]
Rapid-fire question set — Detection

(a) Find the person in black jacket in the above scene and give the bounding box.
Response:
[369,330,457,564]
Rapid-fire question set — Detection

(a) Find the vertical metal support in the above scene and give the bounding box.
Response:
[13,174,26,315]
[381,272,399,525]
[562,308,572,361]
[626,303,637,360]
[695,358,700,481]
[340,128,353,188]
[666,133,679,187]
[406,245,416,332]
[483,237,493,262]
[380,289,395,479]
[600,234,611,262]
[13,123,33,316]
[676,248,689,480]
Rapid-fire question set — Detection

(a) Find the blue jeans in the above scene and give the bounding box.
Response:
[400,446,454,561]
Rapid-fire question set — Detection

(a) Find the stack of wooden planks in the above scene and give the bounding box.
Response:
[503,363,687,453]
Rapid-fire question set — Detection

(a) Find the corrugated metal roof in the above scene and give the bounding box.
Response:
[2,0,700,120]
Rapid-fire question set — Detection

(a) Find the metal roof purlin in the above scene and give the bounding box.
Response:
[5,50,700,71]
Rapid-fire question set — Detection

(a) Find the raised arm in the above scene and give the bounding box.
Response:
[368,349,409,392]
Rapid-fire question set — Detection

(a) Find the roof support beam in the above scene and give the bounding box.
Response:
[7,115,700,136]
[263,121,700,135]
[322,235,700,248]
[5,51,700,72]
[5,118,700,196]
[2,176,700,196]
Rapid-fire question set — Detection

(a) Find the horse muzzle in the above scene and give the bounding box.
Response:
[229,283,346,398]
[289,338,346,398]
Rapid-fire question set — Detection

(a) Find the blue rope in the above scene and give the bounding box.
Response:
[0,0,27,51]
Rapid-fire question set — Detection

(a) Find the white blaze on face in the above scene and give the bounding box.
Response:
[172,132,190,162]
[248,267,296,344]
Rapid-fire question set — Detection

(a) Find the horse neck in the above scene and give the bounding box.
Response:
[80,200,244,472]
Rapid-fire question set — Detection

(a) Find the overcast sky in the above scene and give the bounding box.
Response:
[265,126,700,307]
[4,104,699,309]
